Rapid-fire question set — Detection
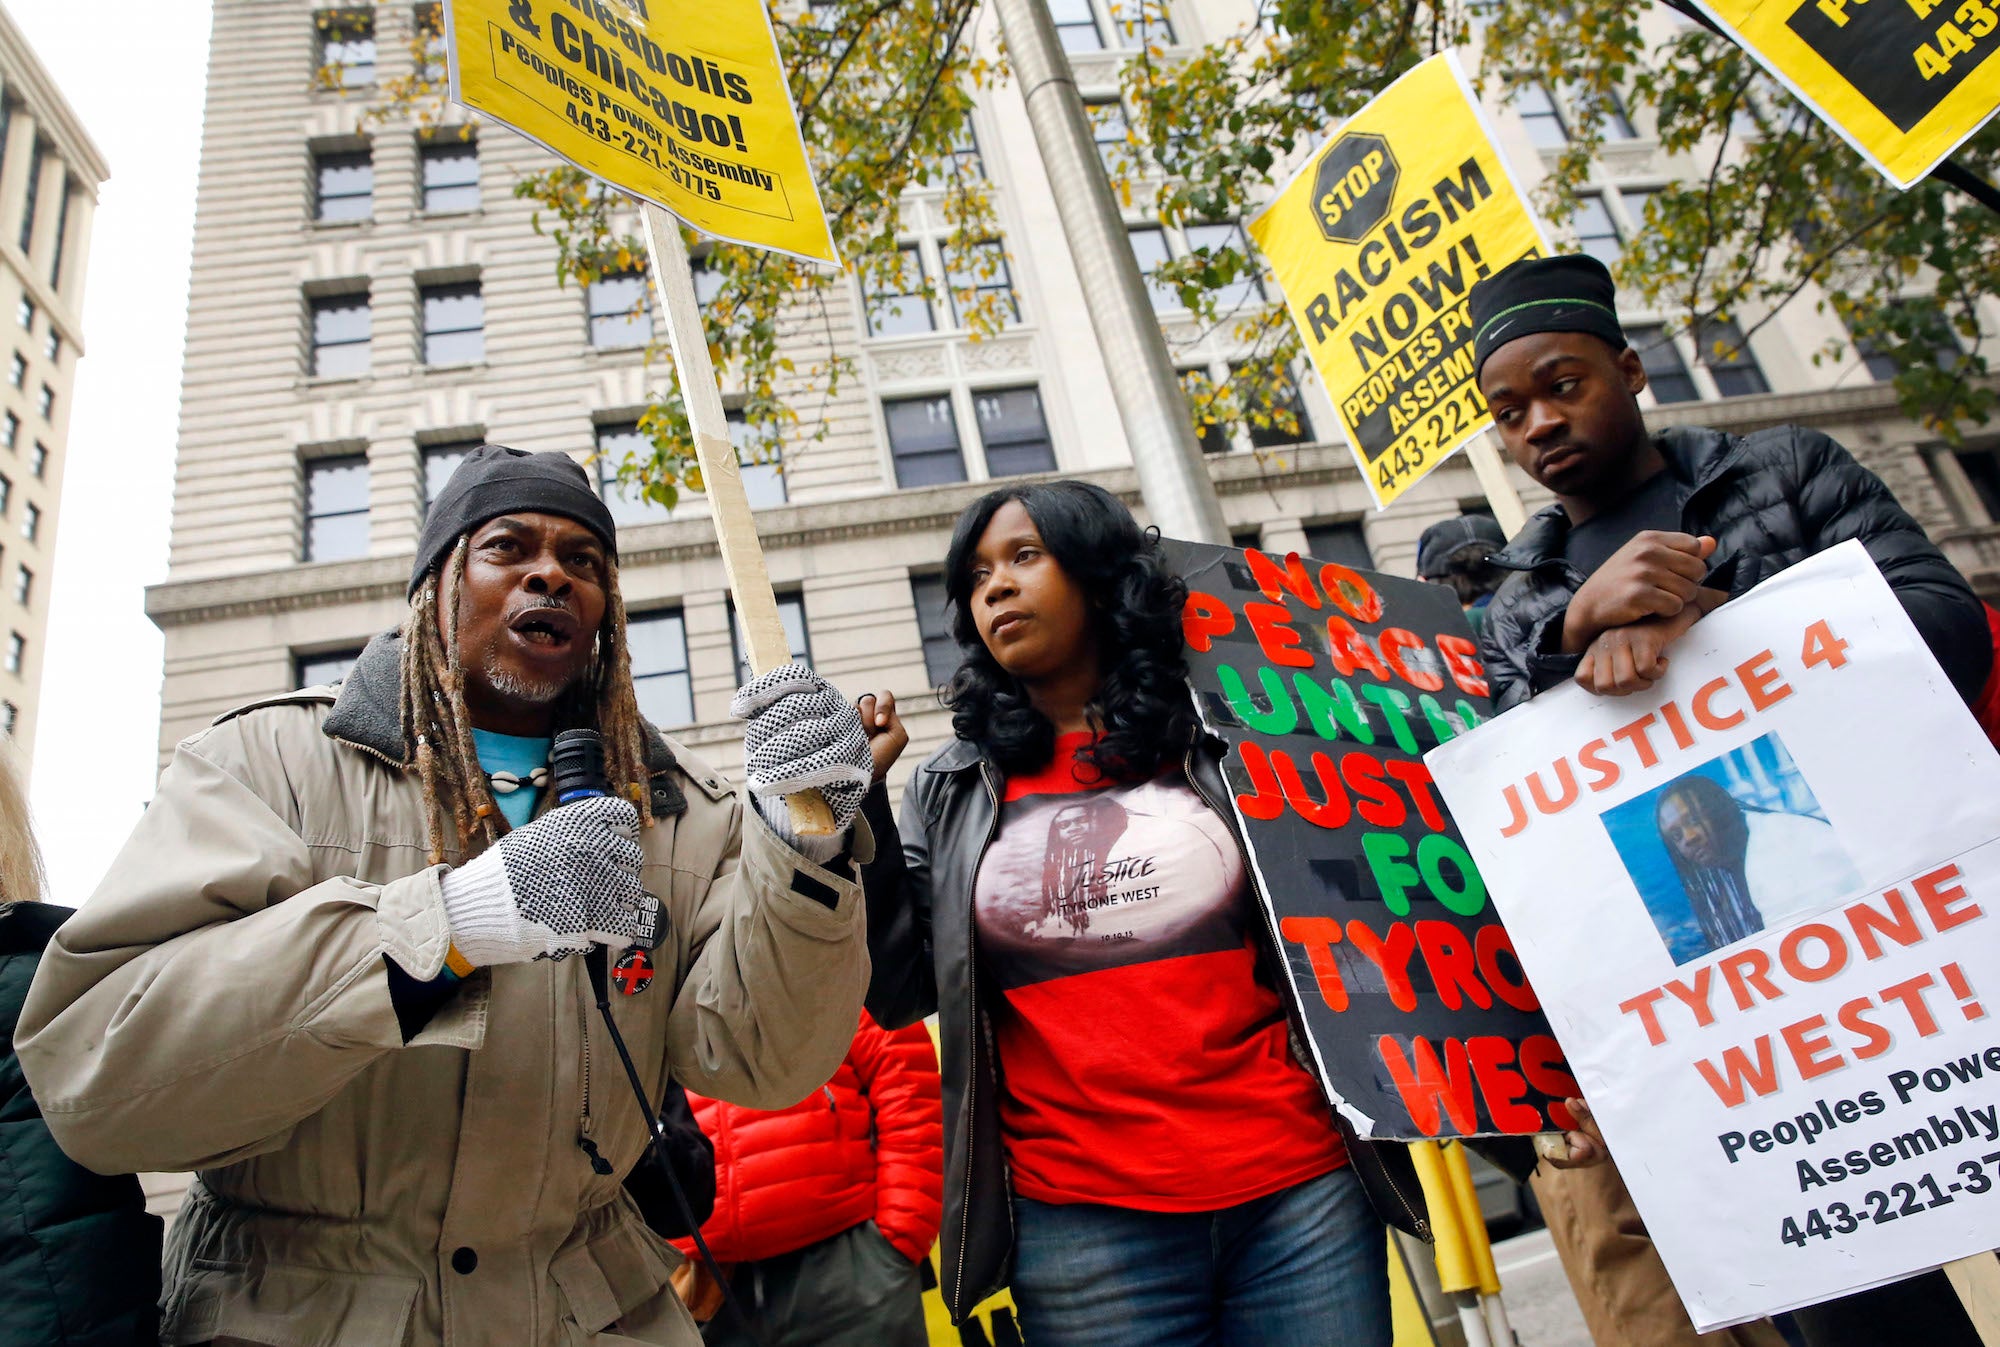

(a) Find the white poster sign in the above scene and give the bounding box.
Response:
[1426,542,2000,1329]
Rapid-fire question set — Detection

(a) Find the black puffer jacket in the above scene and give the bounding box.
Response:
[1481,424,1993,711]
[860,732,1444,1324]
[0,902,162,1346]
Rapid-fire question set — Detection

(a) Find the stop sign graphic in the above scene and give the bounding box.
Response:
[1312,133,1398,244]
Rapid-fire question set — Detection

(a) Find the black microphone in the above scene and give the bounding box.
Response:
[551,728,610,805]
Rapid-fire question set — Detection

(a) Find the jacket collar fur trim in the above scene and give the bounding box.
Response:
[323,632,408,763]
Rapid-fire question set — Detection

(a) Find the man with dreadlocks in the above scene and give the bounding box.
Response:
[17,446,879,1347]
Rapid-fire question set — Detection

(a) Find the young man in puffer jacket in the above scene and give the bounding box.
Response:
[1470,254,1991,1347]
[672,1012,943,1347]
[1472,254,1991,716]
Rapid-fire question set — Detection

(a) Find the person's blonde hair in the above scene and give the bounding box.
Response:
[0,747,44,903]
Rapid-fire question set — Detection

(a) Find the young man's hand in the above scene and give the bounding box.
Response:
[1575,586,1730,695]
[1560,532,1717,654]
[858,691,910,784]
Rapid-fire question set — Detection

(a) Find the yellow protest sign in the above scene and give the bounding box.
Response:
[1687,0,2000,188]
[443,0,838,264]
[1250,53,1547,510]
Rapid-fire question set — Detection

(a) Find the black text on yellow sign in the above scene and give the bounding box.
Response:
[1251,54,1547,509]
[1693,0,2000,187]
[444,0,838,263]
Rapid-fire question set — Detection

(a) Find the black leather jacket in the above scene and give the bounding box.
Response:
[860,730,1439,1323]
[1480,424,1993,712]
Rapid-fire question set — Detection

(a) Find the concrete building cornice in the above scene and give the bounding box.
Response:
[0,4,109,189]
[1643,378,1913,435]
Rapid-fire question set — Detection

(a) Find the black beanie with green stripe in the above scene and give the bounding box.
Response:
[1469,253,1627,382]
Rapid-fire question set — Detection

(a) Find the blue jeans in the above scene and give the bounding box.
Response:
[1010,1166,1389,1347]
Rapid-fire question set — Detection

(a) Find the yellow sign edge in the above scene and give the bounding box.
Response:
[1684,0,2000,189]
[440,0,844,269]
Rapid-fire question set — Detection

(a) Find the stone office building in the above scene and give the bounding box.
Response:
[0,4,105,761]
[152,0,2000,778]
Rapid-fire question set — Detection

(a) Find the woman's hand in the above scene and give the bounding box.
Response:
[1536,1097,1610,1169]
[858,691,911,784]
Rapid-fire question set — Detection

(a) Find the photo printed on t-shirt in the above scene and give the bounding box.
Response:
[974,774,1246,988]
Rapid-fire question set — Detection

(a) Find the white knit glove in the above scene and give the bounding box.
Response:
[438,796,660,967]
[731,662,872,863]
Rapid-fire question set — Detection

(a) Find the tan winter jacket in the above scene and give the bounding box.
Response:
[16,634,871,1347]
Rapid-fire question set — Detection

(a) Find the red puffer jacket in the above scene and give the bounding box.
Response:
[675,1013,943,1264]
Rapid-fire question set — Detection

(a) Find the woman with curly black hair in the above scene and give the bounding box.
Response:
[857,481,1395,1347]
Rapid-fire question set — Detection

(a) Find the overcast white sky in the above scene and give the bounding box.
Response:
[15,2,213,905]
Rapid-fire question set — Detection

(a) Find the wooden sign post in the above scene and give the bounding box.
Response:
[1465,432,1528,538]
[1946,1253,2000,1347]
[640,205,835,836]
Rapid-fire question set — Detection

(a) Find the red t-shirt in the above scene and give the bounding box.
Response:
[973,733,1348,1211]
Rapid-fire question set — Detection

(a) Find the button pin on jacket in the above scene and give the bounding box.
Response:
[613,947,654,996]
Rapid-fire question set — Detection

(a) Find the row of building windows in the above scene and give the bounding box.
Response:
[882,386,1056,488]
[0,414,50,476]
[1179,363,1315,454]
[1573,184,1963,394]
[15,297,60,363]
[317,6,441,90]
[862,241,1020,338]
[297,360,1322,563]
[1,282,53,570]
[305,266,676,375]
[1513,82,1641,150]
[0,473,43,544]
[0,496,31,603]
[308,281,483,376]
[297,0,1854,415]
[7,357,55,417]
[299,415,793,562]
[1050,0,1176,52]
[3,294,57,419]
[297,383,1068,561]
[306,240,1031,376]
[314,136,480,223]
[855,220,1261,341]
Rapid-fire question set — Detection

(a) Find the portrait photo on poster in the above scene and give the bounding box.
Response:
[1599,732,1862,965]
